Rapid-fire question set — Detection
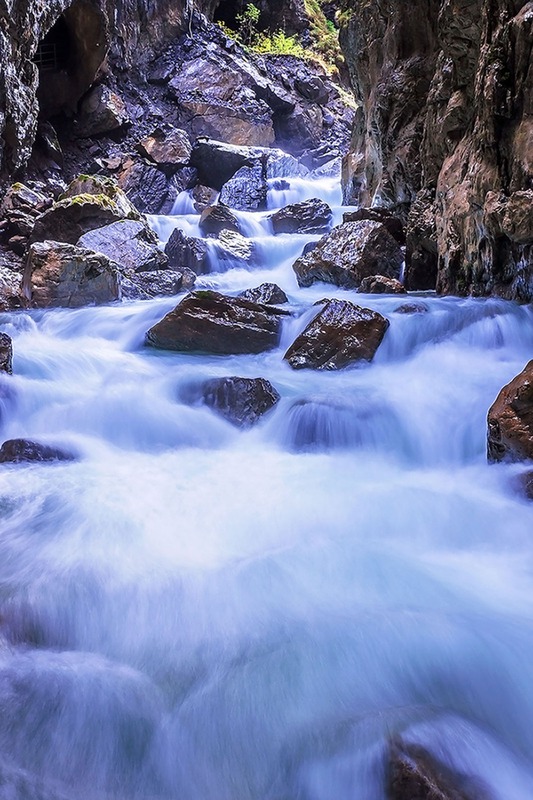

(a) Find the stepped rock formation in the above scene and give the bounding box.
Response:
[339,0,533,300]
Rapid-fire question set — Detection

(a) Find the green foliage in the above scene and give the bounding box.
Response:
[235,3,261,46]
[253,30,306,58]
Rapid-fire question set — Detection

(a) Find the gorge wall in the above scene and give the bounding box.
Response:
[340,0,533,300]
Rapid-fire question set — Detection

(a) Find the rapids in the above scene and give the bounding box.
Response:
[0,169,532,799]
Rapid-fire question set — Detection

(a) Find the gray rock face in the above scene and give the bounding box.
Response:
[122,267,195,300]
[292,220,404,289]
[116,158,177,215]
[487,360,533,463]
[165,229,209,274]
[270,198,333,235]
[239,283,288,305]
[199,204,243,237]
[0,333,13,374]
[284,299,389,370]
[0,438,75,463]
[146,290,287,355]
[77,220,167,273]
[23,242,121,308]
[198,376,280,427]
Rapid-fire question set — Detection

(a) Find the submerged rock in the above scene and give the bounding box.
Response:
[394,302,430,315]
[239,283,288,305]
[77,220,167,273]
[358,275,406,294]
[292,220,404,289]
[0,439,75,464]
[198,376,280,427]
[23,242,121,308]
[387,739,483,800]
[269,198,333,235]
[146,290,288,355]
[0,334,13,374]
[284,299,389,370]
[487,360,533,462]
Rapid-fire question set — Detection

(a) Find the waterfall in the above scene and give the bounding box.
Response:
[0,167,532,799]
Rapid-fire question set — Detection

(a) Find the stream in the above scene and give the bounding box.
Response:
[0,168,532,799]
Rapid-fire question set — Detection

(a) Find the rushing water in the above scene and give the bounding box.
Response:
[0,169,532,799]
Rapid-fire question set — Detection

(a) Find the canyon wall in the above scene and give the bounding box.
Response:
[340,0,533,300]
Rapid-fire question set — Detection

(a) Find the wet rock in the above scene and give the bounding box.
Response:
[518,471,533,501]
[116,158,177,215]
[192,185,219,213]
[239,283,288,305]
[217,230,255,266]
[293,221,404,289]
[343,208,405,246]
[75,85,130,138]
[199,204,243,237]
[0,334,13,375]
[165,229,209,274]
[270,198,333,235]
[37,121,64,167]
[284,299,389,370]
[31,176,142,245]
[23,242,121,308]
[77,220,167,273]
[276,102,324,154]
[0,439,75,464]
[122,268,195,300]
[487,360,533,463]
[137,126,192,175]
[358,275,406,295]
[199,376,280,427]
[146,290,287,355]
[189,140,259,191]
[404,189,438,290]
[394,302,430,315]
[219,163,268,211]
[388,739,481,800]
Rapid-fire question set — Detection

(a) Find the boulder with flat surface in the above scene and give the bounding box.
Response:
[146,290,287,354]
[270,198,333,235]
[284,299,389,370]
[77,220,167,273]
[292,220,404,289]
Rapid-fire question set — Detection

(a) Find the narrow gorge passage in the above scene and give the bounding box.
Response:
[0,168,532,799]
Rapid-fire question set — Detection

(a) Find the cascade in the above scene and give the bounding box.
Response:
[0,164,532,799]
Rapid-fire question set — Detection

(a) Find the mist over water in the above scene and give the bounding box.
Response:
[0,170,533,798]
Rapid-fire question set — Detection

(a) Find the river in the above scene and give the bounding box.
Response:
[0,170,532,799]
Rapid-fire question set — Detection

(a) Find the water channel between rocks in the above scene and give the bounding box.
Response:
[0,170,532,799]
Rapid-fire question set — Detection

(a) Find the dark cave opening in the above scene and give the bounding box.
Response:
[213,0,243,30]
[34,15,73,74]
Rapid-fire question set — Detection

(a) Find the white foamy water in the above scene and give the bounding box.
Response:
[0,167,532,799]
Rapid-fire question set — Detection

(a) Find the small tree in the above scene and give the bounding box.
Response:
[236,3,261,46]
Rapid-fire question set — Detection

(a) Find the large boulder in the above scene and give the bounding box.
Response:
[219,163,268,211]
[189,140,260,191]
[269,198,333,235]
[116,158,177,214]
[0,333,13,374]
[487,361,533,462]
[239,283,288,305]
[165,229,209,274]
[292,220,404,289]
[343,207,405,245]
[199,204,243,237]
[284,299,389,370]
[121,268,195,300]
[77,220,167,273]
[23,242,121,308]
[137,126,192,175]
[74,85,130,138]
[196,376,280,427]
[146,290,287,354]
[0,439,75,464]
[31,176,142,245]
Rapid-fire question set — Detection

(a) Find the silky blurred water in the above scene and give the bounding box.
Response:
[0,170,532,799]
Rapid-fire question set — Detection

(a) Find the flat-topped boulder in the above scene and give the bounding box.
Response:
[198,376,280,427]
[77,220,167,273]
[358,275,406,294]
[23,242,121,308]
[488,360,533,462]
[146,290,288,355]
[284,299,389,370]
[269,198,333,235]
[292,220,404,289]
[0,439,76,464]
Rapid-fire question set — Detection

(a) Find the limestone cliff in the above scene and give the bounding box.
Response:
[340,0,533,300]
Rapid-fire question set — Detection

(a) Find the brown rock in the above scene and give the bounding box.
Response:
[358,275,406,294]
[0,333,13,374]
[23,242,121,308]
[146,290,288,354]
[284,299,389,370]
[270,198,333,235]
[75,85,130,138]
[388,739,480,800]
[137,127,192,175]
[0,439,75,464]
[198,376,280,427]
[488,361,533,462]
[292,220,404,289]
[343,208,405,245]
